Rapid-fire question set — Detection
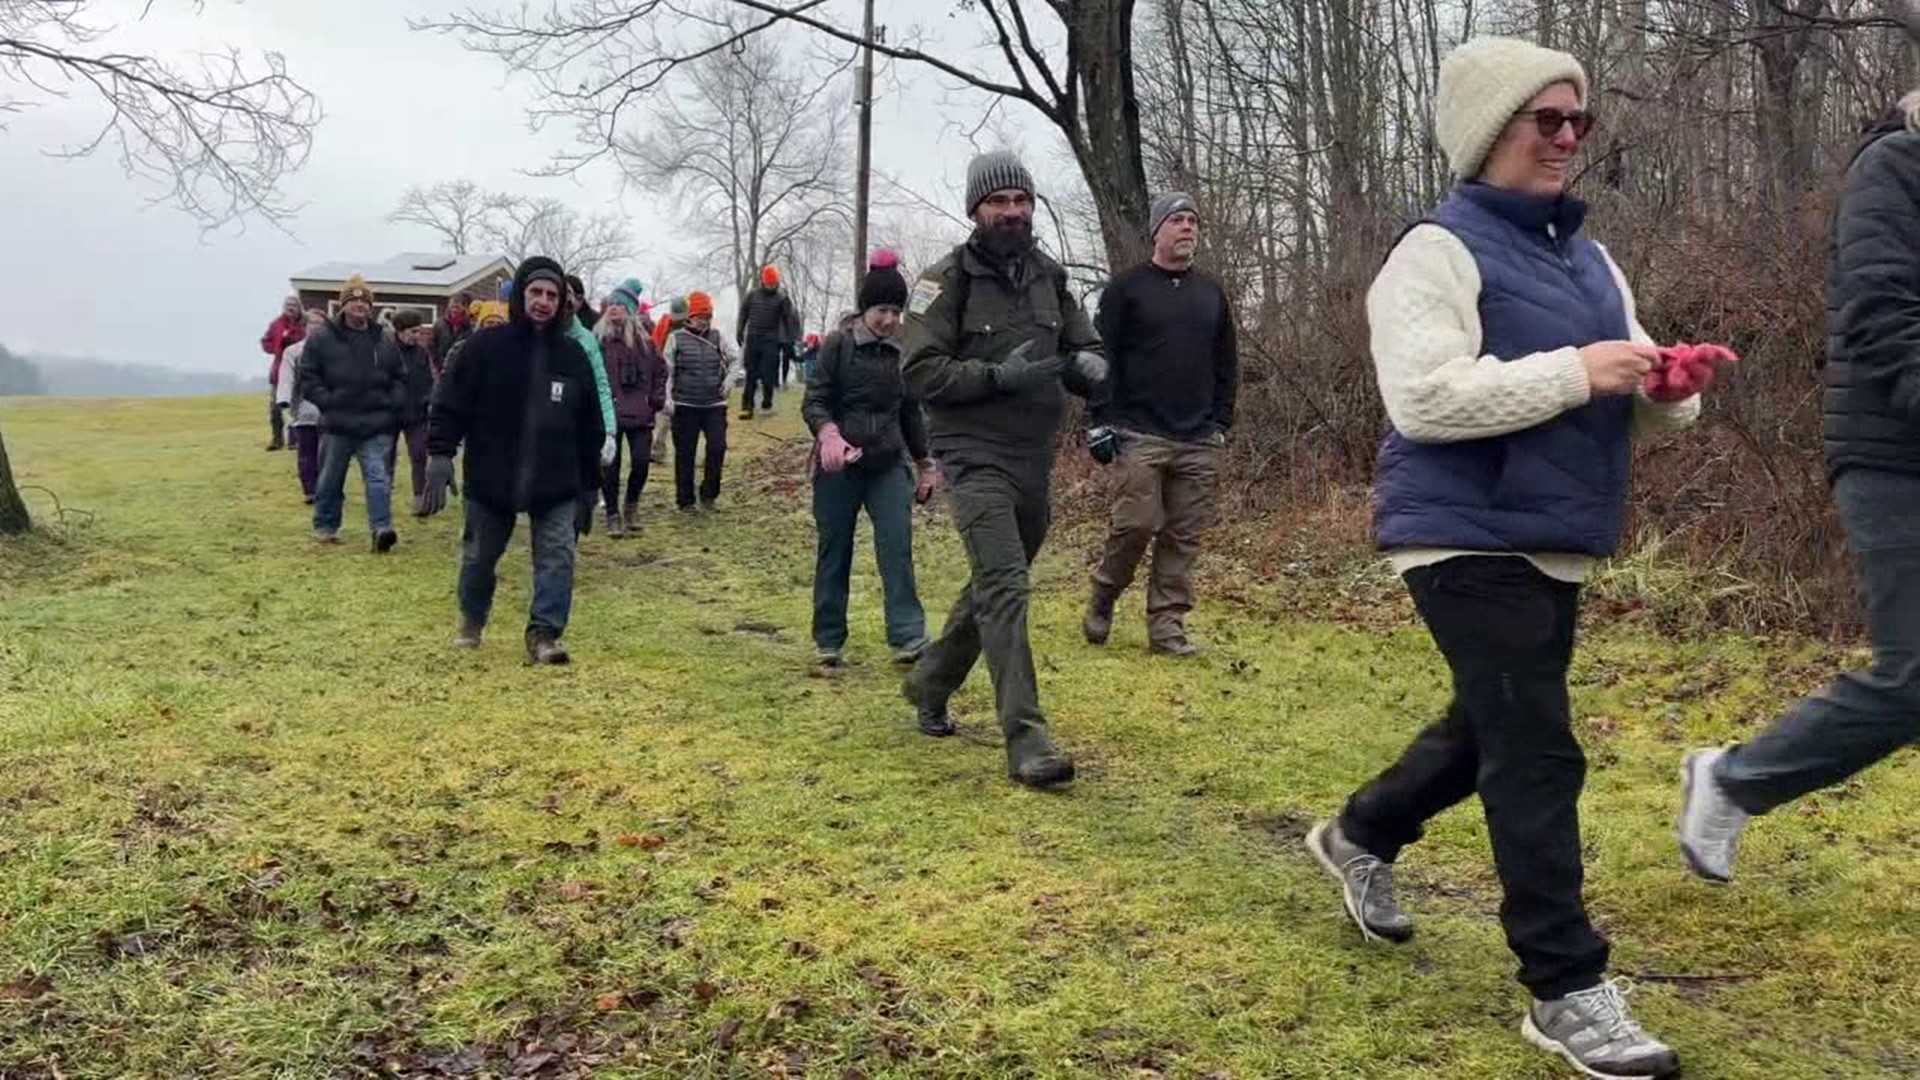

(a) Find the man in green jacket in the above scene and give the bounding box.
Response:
[899,150,1108,789]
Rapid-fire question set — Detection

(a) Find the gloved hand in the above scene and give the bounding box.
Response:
[914,459,938,504]
[600,434,617,467]
[817,424,863,473]
[1646,343,1739,402]
[1069,351,1108,385]
[575,492,596,536]
[420,455,455,516]
[1087,426,1122,465]
[992,339,1067,394]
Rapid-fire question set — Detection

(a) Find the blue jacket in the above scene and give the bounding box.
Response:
[1373,183,1634,556]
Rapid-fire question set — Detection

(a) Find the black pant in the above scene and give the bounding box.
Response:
[601,425,654,514]
[1339,556,1607,1000]
[742,339,782,411]
[671,406,727,507]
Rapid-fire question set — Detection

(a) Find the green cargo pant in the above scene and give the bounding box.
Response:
[915,452,1054,739]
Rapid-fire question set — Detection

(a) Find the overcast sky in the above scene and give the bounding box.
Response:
[0,0,1075,378]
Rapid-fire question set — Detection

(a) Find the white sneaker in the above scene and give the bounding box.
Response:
[1677,748,1750,883]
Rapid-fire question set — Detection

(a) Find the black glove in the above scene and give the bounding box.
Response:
[1087,426,1122,466]
[992,339,1067,394]
[574,492,596,536]
[420,455,455,516]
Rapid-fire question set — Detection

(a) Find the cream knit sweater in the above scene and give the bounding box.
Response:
[1371,224,1701,583]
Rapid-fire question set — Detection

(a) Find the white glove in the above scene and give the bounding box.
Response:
[601,434,616,467]
[1071,351,1108,384]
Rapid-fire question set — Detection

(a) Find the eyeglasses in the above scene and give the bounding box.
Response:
[981,192,1033,210]
[1515,107,1595,140]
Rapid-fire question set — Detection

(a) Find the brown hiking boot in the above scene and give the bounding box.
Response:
[454,618,484,648]
[1083,589,1116,646]
[526,628,571,665]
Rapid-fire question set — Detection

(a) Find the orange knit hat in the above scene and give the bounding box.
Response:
[760,265,779,287]
[686,291,714,319]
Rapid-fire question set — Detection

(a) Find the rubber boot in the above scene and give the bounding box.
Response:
[1006,725,1075,789]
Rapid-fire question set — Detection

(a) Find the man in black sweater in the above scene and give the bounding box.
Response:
[1083,192,1239,656]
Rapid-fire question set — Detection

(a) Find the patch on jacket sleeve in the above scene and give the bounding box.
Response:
[908,277,943,315]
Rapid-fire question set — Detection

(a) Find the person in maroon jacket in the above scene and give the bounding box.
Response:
[595,283,668,536]
[260,294,306,451]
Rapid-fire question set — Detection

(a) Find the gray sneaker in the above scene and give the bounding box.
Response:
[1523,978,1680,1079]
[313,529,342,544]
[1678,747,1749,883]
[1305,819,1414,943]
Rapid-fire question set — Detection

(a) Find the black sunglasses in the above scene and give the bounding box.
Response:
[1515,107,1596,140]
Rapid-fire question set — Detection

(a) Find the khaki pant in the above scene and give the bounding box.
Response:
[1092,432,1220,642]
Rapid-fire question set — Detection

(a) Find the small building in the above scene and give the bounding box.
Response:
[289,253,513,326]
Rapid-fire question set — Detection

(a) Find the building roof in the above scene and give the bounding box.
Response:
[290,252,512,295]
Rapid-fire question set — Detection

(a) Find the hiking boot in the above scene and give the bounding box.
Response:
[606,511,626,538]
[526,629,570,665]
[676,504,698,516]
[1677,748,1749,884]
[453,618,484,648]
[1522,978,1680,1079]
[1151,633,1200,658]
[901,671,954,738]
[1005,726,1075,789]
[372,528,398,554]
[314,529,342,544]
[1083,589,1116,645]
[622,502,640,532]
[1305,819,1414,943]
[739,408,756,421]
[890,637,931,666]
[303,495,316,506]
[698,498,718,514]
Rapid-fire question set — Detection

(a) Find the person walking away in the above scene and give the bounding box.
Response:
[1300,39,1716,1080]
[899,150,1108,787]
[419,256,605,665]
[596,281,668,536]
[737,265,799,418]
[386,310,436,515]
[663,291,736,512]
[1083,193,1240,657]
[432,292,475,379]
[797,333,822,384]
[279,308,328,504]
[804,258,935,669]
[1677,91,1920,887]
[298,275,407,551]
[260,294,306,451]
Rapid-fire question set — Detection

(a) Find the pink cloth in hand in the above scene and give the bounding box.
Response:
[1646,343,1739,402]
[817,425,863,473]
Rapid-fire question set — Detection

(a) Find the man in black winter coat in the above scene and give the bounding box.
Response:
[421,256,607,665]
[387,309,437,515]
[298,274,407,552]
[737,264,799,418]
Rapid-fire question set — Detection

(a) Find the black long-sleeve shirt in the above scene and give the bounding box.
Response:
[1091,262,1238,441]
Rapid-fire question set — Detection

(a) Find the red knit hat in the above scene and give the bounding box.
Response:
[686,291,714,319]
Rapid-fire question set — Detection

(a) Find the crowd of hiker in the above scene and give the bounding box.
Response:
[248,30,1920,1078]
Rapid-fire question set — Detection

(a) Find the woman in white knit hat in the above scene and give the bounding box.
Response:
[1303,37,1717,1080]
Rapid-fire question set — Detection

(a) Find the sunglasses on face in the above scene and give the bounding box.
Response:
[1515,107,1595,140]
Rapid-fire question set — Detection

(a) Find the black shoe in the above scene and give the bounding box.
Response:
[1083,590,1116,645]
[901,672,954,737]
[372,529,398,554]
[526,628,570,665]
[1006,728,1075,788]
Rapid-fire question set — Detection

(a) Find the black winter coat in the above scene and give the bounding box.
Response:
[398,342,436,427]
[802,328,929,466]
[1825,118,1920,479]
[296,317,406,439]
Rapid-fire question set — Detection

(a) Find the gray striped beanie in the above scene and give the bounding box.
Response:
[965,150,1035,215]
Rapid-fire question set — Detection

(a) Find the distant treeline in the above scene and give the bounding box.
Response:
[0,343,254,398]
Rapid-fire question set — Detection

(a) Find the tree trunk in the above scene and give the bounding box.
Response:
[1067,0,1151,271]
[0,423,30,534]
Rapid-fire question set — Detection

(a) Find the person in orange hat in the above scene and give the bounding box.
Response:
[736,264,799,419]
[662,291,738,510]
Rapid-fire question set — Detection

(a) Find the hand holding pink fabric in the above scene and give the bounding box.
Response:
[817,424,863,473]
[1645,343,1739,403]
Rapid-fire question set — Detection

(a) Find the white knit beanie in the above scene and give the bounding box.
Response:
[1436,37,1589,180]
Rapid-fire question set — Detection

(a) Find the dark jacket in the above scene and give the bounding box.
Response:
[802,326,930,467]
[1824,116,1920,479]
[664,326,735,408]
[427,257,607,513]
[1372,183,1634,556]
[397,339,436,427]
[602,330,669,429]
[737,286,798,347]
[432,317,472,374]
[1092,262,1239,441]
[900,237,1103,458]
[295,315,407,439]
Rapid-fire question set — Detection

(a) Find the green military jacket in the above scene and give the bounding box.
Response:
[900,238,1103,458]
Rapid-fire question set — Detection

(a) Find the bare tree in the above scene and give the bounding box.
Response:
[387,180,509,254]
[0,0,318,533]
[484,196,632,291]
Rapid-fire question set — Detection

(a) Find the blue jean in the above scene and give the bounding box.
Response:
[811,458,926,650]
[1717,468,1920,813]
[313,433,394,534]
[458,499,577,635]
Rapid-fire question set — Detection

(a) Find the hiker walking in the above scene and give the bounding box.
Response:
[278,308,328,504]
[260,294,306,451]
[663,291,736,512]
[567,274,599,336]
[804,257,934,669]
[1082,192,1240,657]
[420,256,606,665]
[432,292,475,379]
[387,310,436,515]
[298,274,407,552]
[737,265,799,418]
[899,150,1108,788]
[1677,92,1920,887]
[596,278,667,536]
[1302,39,1712,1080]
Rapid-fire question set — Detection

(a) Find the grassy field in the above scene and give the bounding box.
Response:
[1,393,1916,1079]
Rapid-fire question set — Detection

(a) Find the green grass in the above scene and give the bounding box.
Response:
[1,393,1916,1078]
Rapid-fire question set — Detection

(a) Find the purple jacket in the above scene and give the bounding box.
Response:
[602,332,668,429]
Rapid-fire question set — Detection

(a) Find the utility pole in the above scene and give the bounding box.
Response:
[852,0,876,290]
